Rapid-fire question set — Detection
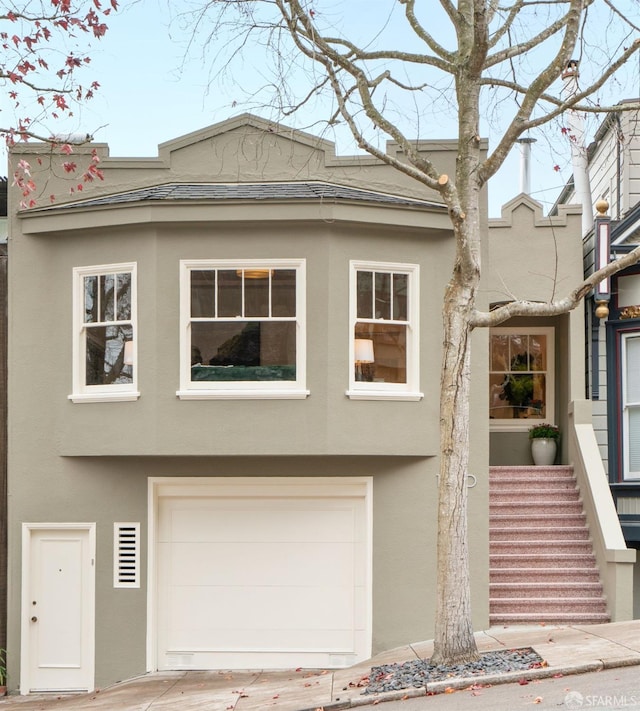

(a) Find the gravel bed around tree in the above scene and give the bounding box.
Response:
[363,648,546,694]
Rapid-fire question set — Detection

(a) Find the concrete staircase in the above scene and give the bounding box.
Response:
[489,465,610,625]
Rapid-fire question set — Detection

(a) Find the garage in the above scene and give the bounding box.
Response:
[151,477,372,670]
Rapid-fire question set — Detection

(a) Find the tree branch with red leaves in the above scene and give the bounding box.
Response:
[2,0,117,206]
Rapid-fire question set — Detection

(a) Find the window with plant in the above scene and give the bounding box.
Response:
[489,328,554,426]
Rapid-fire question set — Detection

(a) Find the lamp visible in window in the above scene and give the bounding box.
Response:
[236,269,271,279]
[354,338,375,382]
[123,340,134,366]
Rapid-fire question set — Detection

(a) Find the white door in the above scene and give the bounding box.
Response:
[623,334,640,480]
[153,478,371,670]
[21,525,95,693]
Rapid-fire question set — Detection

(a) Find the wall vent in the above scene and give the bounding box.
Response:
[114,522,140,588]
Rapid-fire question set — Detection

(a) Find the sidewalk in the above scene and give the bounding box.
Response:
[2,621,640,711]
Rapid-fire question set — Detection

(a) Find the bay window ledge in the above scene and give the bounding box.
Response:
[177,389,310,400]
[346,390,424,401]
[69,391,141,403]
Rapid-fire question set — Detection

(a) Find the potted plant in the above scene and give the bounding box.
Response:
[0,648,6,695]
[529,423,560,466]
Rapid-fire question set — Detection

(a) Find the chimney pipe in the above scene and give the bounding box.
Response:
[516,137,536,195]
[561,59,594,236]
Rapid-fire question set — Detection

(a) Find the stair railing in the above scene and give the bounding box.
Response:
[568,399,636,621]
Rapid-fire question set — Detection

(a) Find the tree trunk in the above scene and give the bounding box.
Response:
[430,257,480,665]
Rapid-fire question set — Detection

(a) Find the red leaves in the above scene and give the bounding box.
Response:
[53,94,68,110]
[348,674,370,688]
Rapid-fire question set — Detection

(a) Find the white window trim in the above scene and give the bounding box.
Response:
[621,332,640,480]
[69,262,139,404]
[489,326,555,432]
[346,260,423,401]
[177,258,309,400]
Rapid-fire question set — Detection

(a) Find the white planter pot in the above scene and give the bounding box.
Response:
[531,438,557,466]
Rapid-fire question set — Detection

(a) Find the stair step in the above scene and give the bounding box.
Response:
[490,466,574,478]
[490,597,608,614]
[491,514,587,527]
[490,612,611,625]
[488,465,608,623]
[490,567,601,583]
[491,489,580,502]
[490,526,589,541]
[490,501,583,515]
[490,553,595,569]
[490,582,603,598]
[490,487,578,496]
[490,540,594,555]
[489,472,576,488]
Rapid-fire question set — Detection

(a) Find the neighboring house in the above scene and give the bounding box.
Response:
[0,177,6,656]
[6,115,635,695]
[553,103,640,596]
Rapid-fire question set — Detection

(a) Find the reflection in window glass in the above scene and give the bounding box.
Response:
[489,332,549,420]
[191,270,216,318]
[86,324,133,385]
[357,271,373,319]
[189,267,298,383]
[81,269,134,387]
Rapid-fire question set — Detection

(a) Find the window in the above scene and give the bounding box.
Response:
[622,333,640,480]
[489,327,554,429]
[347,261,422,400]
[70,263,138,403]
[178,259,308,399]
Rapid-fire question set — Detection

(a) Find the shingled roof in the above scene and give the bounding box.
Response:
[45,181,443,211]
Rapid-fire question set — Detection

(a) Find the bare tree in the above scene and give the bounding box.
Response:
[179,0,640,664]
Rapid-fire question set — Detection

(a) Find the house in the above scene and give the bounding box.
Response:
[6,115,635,694]
[554,102,640,577]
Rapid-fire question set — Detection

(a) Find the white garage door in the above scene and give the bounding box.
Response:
[153,478,371,670]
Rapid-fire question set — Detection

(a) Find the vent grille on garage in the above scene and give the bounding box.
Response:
[114,522,140,588]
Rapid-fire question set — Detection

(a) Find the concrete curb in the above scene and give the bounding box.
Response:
[298,659,635,711]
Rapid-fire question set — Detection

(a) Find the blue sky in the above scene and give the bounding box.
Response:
[12,0,640,217]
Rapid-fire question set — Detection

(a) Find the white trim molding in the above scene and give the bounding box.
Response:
[69,262,139,403]
[347,260,422,400]
[178,259,308,399]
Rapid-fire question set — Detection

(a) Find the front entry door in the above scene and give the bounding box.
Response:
[21,525,95,693]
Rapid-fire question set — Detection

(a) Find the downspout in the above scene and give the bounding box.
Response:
[615,113,622,219]
[561,60,594,236]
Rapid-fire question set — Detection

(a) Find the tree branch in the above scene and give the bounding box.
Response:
[471,246,640,327]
